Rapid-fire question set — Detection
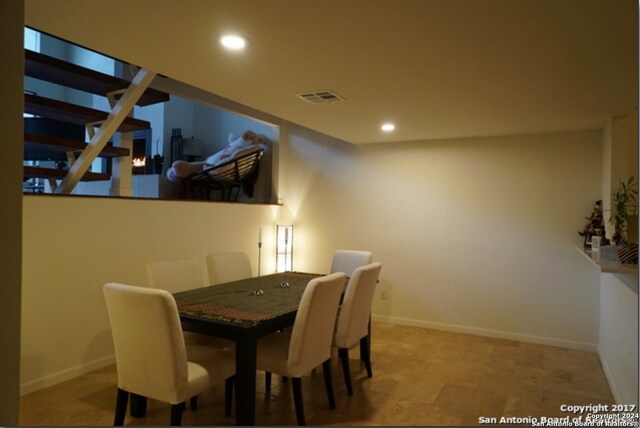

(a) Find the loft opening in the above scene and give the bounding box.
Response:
[22,27,278,204]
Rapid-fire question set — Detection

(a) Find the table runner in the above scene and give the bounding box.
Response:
[174,272,320,327]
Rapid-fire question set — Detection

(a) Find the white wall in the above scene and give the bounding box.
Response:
[158,97,277,202]
[610,111,639,195]
[598,110,638,406]
[281,127,603,349]
[21,125,605,395]
[0,1,24,423]
[193,103,275,153]
[21,195,279,394]
[599,274,638,405]
[602,120,612,238]
[135,101,164,157]
[603,111,639,240]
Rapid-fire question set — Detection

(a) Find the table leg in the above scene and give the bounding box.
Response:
[235,335,257,426]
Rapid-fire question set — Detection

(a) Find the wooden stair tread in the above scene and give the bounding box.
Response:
[24,166,110,181]
[24,133,130,158]
[25,50,169,107]
[24,94,151,133]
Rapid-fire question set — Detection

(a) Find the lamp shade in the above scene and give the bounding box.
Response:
[276,225,293,272]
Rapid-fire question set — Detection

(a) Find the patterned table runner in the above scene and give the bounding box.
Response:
[175,272,320,326]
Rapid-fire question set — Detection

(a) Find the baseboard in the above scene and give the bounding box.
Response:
[371,314,597,352]
[598,344,622,404]
[20,354,115,396]
[20,318,597,396]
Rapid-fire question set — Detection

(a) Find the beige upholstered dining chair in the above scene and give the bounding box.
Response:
[103,283,235,426]
[147,258,232,349]
[146,258,209,292]
[330,249,373,277]
[333,262,382,395]
[206,251,253,285]
[257,272,346,426]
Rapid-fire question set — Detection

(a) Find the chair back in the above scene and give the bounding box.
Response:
[287,272,346,375]
[103,283,190,404]
[146,258,208,292]
[330,249,373,277]
[206,251,253,285]
[334,263,382,348]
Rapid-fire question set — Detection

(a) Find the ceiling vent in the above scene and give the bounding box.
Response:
[296,90,345,104]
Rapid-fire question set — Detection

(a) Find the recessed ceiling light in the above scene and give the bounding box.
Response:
[220,35,246,50]
[381,123,396,132]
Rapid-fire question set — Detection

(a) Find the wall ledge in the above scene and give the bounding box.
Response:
[576,247,639,294]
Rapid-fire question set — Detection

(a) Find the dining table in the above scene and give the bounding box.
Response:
[173,271,321,426]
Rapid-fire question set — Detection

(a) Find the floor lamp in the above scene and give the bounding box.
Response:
[276,224,293,272]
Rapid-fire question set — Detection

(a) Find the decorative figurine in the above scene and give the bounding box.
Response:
[579,200,607,248]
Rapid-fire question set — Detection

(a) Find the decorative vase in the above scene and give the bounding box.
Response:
[153,156,164,174]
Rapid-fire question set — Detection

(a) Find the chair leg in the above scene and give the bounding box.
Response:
[170,403,184,426]
[322,359,336,409]
[360,335,373,378]
[190,396,198,410]
[114,388,129,426]
[225,376,234,417]
[130,393,147,417]
[291,377,305,426]
[265,371,272,392]
[339,348,354,396]
[360,317,372,362]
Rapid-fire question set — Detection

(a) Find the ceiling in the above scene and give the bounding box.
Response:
[25,0,638,145]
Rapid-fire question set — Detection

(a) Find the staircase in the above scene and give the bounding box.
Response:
[23,49,169,194]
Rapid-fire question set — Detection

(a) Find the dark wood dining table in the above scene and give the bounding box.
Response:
[173,271,320,426]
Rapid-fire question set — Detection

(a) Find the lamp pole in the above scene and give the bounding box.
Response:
[257,228,262,276]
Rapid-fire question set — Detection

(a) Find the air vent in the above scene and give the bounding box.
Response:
[296,90,345,104]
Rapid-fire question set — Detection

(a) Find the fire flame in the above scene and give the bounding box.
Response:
[132,157,146,167]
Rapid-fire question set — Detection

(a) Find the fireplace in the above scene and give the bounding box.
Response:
[98,130,152,175]
[132,137,147,175]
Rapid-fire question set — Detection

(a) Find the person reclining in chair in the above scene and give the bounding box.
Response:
[166,130,266,182]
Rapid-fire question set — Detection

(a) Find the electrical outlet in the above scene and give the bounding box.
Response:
[380,289,388,300]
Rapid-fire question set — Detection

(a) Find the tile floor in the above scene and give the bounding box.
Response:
[20,322,614,426]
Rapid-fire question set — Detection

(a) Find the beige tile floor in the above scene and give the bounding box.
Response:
[20,322,614,426]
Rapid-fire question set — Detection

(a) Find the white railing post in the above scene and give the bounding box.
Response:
[54,68,155,194]
[109,131,134,196]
